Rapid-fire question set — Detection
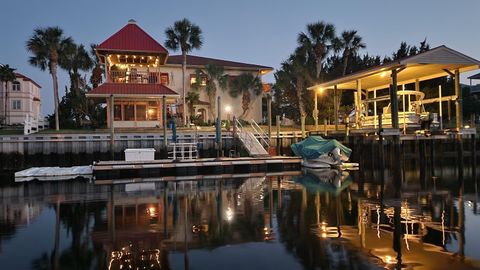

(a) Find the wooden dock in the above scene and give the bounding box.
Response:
[93,156,302,180]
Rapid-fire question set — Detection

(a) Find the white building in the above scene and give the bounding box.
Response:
[0,72,42,126]
[87,20,272,128]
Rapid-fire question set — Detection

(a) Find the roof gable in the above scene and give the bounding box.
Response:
[401,46,480,66]
[97,20,168,54]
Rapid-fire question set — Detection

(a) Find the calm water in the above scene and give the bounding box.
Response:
[1,155,480,269]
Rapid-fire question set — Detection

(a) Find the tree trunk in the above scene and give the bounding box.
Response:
[182,51,187,126]
[4,82,7,125]
[240,90,251,119]
[208,92,216,122]
[51,64,60,131]
[342,54,349,76]
[316,59,322,80]
[296,76,306,117]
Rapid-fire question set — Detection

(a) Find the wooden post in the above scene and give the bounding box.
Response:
[109,95,115,159]
[402,85,406,134]
[455,69,462,130]
[276,115,281,155]
[301,115,306,139]
[324,119,328,136]
[217,96,222,157]
[267,94,272,139]
[314,90,318,131]
[162,96,167,148]
[439,85,443,130]
[334,85,339,131]
[390,69,399,129]
[373,89,377,130]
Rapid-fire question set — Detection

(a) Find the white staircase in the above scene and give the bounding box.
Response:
[235,119,270,157]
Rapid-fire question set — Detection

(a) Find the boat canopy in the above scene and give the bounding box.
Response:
[291,136,352,160]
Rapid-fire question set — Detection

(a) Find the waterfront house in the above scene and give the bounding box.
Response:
[0,70,42,128]
[87,20,272,128]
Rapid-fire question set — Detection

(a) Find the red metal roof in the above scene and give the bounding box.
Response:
[87,83,178,97]
[15,72,41,88]
[166,55,273,70]
[97,20,168,54]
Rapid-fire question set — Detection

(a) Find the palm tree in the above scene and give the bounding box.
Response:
[164,18,203,125]
[336,30,366,76]
[229,73,263,119]
[297,21,336,80]
[26,26,73,131]
[192,64,228,120]
[59,43,93,94]
[0,64,16,125]
[185,90,200,123]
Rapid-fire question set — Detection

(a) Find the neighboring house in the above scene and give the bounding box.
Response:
[86,20,272,128]
[0,71,42,126]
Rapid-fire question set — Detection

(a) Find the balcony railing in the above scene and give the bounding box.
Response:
[109,70,161,84]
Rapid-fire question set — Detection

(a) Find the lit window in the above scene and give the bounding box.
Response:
[160,73,169,85]
[12,81,21,91]
[190,74,207,86]
[12,100,21,110]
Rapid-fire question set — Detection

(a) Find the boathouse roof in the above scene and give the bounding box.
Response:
[308,45,480,91]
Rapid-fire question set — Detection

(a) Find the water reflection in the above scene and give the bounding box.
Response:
[0,160,480,269]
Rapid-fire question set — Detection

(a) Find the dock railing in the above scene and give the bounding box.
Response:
[250,119,270,149]
[168,142,198,160]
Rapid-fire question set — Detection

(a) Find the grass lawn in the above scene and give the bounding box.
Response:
[0,129,24,135]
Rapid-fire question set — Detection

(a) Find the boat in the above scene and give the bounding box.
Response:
[291,136,356,169]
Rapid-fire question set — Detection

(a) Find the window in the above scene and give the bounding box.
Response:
[135,104,146,121]
[124,104,135,121]
[114,104,122,121]
[12,81,21,91]
[160,73,169,85]
[190,74,207,86]
[147,107,158,120]
[12,100,21,110]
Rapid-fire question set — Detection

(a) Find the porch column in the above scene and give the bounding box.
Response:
[334,85,339,131]
[390,69,399,129]
[356,80,362,128]
[163,96,167,148]
[314,91,318,130]
[455,69,462,130]
[109,95,115,158]
[373,89,377,130]
[106,97,111,128]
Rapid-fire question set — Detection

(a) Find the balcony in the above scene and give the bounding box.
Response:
[109,70,167,84]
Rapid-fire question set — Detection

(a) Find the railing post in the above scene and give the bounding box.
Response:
[301,115,306,139]
[276,115,281,155]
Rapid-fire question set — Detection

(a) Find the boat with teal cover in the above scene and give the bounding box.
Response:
[291,136,353,168]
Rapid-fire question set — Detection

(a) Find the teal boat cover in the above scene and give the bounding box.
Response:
[290,136,352,160]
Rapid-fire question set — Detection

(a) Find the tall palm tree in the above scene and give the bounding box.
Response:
[336,30,366,76]
[164,18,203,125]
[192,64,228,120]
[26,26,73,131]
[229,73,263,119]
[297,21,336,80]
[0,64,16,125]
[59,43,93,94]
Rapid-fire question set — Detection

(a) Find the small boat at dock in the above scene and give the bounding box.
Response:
[291,136,358,169]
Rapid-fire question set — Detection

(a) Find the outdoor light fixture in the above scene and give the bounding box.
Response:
[148,109,155,115]
[225,105,232,113]
[317,87,324,94]
[380,71,387,78]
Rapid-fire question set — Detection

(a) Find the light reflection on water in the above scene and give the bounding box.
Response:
[0,160,479,269]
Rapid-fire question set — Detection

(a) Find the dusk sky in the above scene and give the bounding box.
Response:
[1,0,479,116]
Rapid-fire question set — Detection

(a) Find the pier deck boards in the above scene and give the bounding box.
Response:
[92,156,302,180]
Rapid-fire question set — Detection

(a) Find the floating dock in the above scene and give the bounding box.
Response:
[14,156,302,182]
[93,156,302,180]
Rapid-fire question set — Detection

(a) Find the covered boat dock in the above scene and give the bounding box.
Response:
[308,45,480,134]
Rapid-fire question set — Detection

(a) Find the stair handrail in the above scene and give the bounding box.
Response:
[235,118,255,151]
[250,119,270,149]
